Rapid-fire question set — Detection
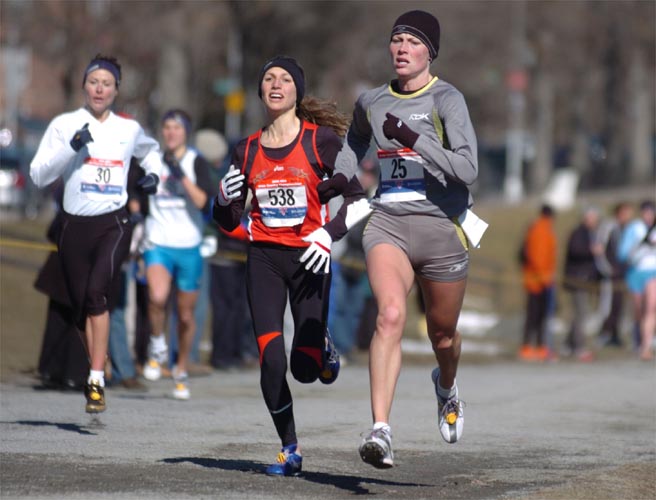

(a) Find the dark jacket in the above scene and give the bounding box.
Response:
[563,224,600,291]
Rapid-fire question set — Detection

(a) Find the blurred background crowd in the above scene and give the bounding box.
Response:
[0,1,654,386]
[1,0,654,209]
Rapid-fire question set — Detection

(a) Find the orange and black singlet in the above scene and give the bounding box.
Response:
[214,121,365,246]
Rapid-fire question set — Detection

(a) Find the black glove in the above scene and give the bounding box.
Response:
[137,173,159,195]
[317,173,348,204]
[70,123,94,152]
[382,113,419,149]
[129,212,145,225]
[163,152,185,180]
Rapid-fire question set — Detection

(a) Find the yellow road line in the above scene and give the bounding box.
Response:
[0,238,56,252]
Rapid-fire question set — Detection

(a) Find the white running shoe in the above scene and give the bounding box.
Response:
[143,337,168,381]
[359,426,393,468]
[143,359,162,381]
[172,370,190,400]
[431,368,464,444]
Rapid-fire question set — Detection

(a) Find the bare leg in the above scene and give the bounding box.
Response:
[640,279,656,360]
[365,244,415,424]
[87,312,110,372]
[417,277,467,390]
[146,264,173,340]
[175,290,199,374]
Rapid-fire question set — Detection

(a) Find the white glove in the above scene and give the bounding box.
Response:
[300,227,332,274]
[345,198,373,230]
[217,165,245,206]
[129,222,145,256]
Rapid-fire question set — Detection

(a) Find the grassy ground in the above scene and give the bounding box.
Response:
[0,186,649,382]
[0,215,51,380]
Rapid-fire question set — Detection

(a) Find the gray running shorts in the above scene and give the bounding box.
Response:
[362,210,469,282]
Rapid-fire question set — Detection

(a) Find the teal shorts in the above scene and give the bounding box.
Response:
[143,244,203,292]
[626,268,656,294]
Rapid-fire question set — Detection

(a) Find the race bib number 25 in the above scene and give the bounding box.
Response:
[378,149,426,202]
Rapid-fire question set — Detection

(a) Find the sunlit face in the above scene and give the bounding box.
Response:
[83,69,118,118]
[583,210,600,229]
[641,206,656,227]
[617,205,634,225]
[389,33,431,79]
[162,119,187,152]
[260,67,297,113]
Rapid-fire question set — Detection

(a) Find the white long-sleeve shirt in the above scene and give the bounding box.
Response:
[30,107,163,216]
[618,219,656,271]
[145,149,213,248]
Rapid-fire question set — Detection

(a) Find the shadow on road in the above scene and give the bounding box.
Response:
[3,419,97,435]
[162,457,432,495]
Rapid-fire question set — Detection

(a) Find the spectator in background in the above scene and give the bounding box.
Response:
[130,172,152,376]
[209,217,258,370]
[141,109,216,400]
[195,129,258,371]
[107,156,149,391]
[562,206,603,362]
[329,157,378,362]
[518,204,557,362]
[618,200,656,361]
[133,258,152,374]
[595,202,634,348]
[35,181,88,391]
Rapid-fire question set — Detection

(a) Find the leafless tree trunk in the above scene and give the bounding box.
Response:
[628,49,654,184]
[531,72,554,194]
[155,42,190,115]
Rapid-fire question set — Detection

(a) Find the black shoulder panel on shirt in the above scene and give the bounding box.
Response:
[242,135,260,179]
[300,127,324,181]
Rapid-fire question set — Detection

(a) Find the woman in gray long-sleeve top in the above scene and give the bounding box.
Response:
[318,9,479,469]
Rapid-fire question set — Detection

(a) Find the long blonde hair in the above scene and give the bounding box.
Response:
[297,96,350,138]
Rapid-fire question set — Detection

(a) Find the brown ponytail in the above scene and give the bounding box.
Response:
[297,96,350,138]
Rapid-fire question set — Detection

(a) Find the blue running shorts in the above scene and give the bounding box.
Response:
[625,268,656,294]
[143,244,203,292]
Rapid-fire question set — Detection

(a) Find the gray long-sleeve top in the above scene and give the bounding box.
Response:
[334,77,478,218]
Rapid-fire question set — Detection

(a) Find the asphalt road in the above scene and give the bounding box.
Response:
[1,359,655,499]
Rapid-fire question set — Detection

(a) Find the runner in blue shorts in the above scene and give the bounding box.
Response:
[142,109,216,399]
[618,200,656,361]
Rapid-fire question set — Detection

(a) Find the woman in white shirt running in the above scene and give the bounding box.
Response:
[30,54,161,414]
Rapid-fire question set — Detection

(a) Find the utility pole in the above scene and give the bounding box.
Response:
[224,24,244,143]
[503,0,528,204]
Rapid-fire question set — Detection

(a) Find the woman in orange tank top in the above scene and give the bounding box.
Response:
[213,56,367,476]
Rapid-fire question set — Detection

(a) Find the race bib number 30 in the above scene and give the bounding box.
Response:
[80,157,124,199]
[378,149,426,202]
[256,181,308,227]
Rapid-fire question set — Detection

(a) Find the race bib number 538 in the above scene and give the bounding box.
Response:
[378,149,426,202]
[255,181,308,227]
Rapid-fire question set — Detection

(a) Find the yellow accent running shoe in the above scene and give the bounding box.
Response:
[431,368,464,443]
[84,380,106,413]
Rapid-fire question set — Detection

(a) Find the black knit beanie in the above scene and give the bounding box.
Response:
[391,10,441,61]
[257,56,305,106]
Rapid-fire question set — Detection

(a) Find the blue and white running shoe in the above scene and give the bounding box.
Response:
[265,444,302,476]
